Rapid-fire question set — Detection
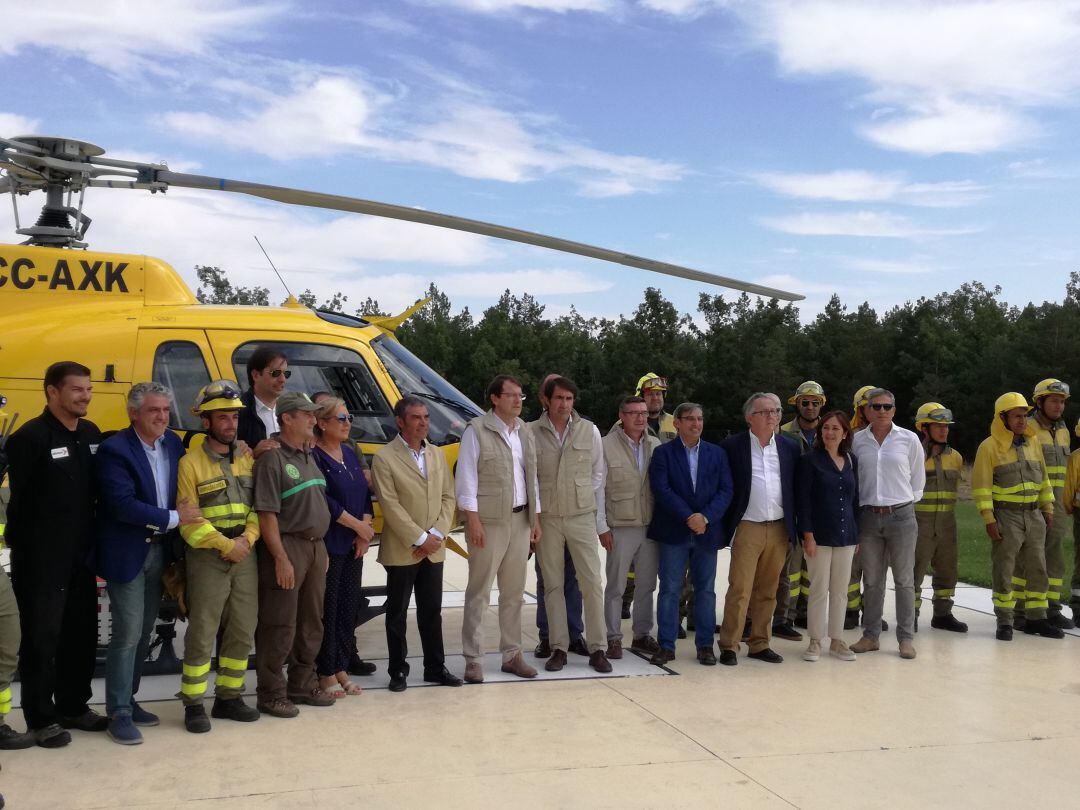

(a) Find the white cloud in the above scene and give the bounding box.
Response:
[638,0,735,18]
[754,170,985,207]
[0,0,283,74]
[761,210,979,238]
[0,112,40,136]
[844,257,934,275]
[425,0,616,12]
[743,0,1080,154]
[164,76,685,196]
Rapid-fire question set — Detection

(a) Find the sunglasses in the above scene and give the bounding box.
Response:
[329,413,354,423]
[869,403,895,411]
[926,408,953,422]
[798,399,821,408]
[266,369,291,379]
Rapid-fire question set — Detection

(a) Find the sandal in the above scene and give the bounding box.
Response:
[336,672,362,696]
[319,676,345,699]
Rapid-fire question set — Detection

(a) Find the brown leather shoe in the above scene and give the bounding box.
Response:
[606,639,623,659]
[899,640,917,660]
[630,635,660,654]
[464,662,484,683]
[649,648,675,666]
[290,687,336,707]
[501,653,537,679]
[589,650,613,673]
[851,636,880,654]
[545,649,568,672]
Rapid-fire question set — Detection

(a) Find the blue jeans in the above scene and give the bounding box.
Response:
[657,541,717,651]
[534,551,583,642]
[105,544,164,716]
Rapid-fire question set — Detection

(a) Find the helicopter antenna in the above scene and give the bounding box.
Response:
[253,235,295,301]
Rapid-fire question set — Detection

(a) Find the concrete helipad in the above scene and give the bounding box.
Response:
[2,542,1078,809]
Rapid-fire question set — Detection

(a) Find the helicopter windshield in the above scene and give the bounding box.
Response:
[370,336,482,445]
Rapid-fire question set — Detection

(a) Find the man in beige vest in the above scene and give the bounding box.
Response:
[372,396,462,693]
[532,376,612,673]
[599,395,661,660]
[457,375,542,683]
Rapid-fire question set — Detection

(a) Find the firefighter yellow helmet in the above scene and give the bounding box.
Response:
[850,385,876,429]
[191,380,244,416]
[788,380,826,406]
[635,372,668,396]
[995,392,1031,415]
[914,402,954,430]
[1075,416,1080,439]
[1032,378,1070,403]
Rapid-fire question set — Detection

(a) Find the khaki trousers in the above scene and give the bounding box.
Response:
[913,511,959,618]
[0,569,19,718]
[992,508,1049,624]
[537,512,606,653]
[462,510,530,665]
[255,535,327,702]
[718,520,789,653]
[181,547,258,705]
[805,545,856,642]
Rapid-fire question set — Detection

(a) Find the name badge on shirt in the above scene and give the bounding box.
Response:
[51,447,70,460]
[197,480,228,496]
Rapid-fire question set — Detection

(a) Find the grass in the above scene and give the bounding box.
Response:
[955,500,1077,590]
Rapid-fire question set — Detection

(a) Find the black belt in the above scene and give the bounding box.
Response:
[512,504,527,513]
[864,502,912,515]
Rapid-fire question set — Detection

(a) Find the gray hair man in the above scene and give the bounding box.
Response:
[850,388,926,659]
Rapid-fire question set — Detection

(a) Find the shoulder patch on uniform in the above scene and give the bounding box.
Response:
[284,463,301,481]
[197,480,228,496]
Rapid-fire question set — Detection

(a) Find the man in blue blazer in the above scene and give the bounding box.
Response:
[647,403,733,666]
[716,393,800,666]
[96,382,197,745]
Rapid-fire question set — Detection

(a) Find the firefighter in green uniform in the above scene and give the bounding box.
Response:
[972,392,1063,640]
[1,393,35,752]
[912,403,968,633]
[774,380,825,637]
[1023,379,1075,630]
[176,381,262,732]
[1062,417,1080,624]
[845,385,878,630]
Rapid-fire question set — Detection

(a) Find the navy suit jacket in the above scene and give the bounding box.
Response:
[647,438,734,550]
[719,430,800,546]
[95,426,184,584]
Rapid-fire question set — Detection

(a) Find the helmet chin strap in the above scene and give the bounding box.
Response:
[207,425,237,463]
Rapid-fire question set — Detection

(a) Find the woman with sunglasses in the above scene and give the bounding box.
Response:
[312,397,374,697]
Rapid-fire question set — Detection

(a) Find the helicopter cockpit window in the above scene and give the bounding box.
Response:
[370,336,482,446]
[152,341,212,432]
[231,342,397,444]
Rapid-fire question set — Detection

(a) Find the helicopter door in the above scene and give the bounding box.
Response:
[132,330,218,433]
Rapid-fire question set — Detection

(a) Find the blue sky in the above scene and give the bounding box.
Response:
[2,0,1079,322]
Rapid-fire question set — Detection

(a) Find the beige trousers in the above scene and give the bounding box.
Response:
[805,545,856,642]
[462,510,531,665]
[538,512,606,653]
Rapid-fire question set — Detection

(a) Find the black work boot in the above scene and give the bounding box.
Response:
[211,696,260,722]
[184,705,211,733]
[930,614,969,633]
[1023,618,1065,639]
[844,610,859,630]
[996,625,1013,641]
[1048,611,1075,630]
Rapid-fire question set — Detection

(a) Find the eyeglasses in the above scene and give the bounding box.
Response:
[333,413,354,423]
[869,403,895,411]
[798,399,821,408]
[751,408,783,417]
[267,369,291,379]
[497,393,526,401]
[622,410,649,418]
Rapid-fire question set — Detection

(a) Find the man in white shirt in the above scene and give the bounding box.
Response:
[716,394,801,666]
[851,388,926,659]
[456,375,542,683]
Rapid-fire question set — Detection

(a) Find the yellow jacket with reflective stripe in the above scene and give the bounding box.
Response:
[177,444,259,555]
[915,446,963,513]
[1031,418,1070,500]
[1063,448,1080,515]
[0,475,7,550]
[971,417,1054,525]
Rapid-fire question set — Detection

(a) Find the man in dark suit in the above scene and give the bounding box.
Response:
[716,393,801,666]
[6,362,104,748]
[96,382,196,745]
[237,346,288,459]
[647,403,733,666]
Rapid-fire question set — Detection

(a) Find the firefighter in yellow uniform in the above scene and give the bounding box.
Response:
[972,392,1063,640]
[1062,416,1080,624]
[775,380,825,636]
[845,385,879,629]
[912,403,967,633]
[176,381,262,732]
[1,394,36,750]
[1023,379,1075,630]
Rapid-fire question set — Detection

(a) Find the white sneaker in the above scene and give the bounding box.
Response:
[830,640,856,661]
[802,639,821,662]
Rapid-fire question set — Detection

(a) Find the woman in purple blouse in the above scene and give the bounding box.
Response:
[312,397,374,697]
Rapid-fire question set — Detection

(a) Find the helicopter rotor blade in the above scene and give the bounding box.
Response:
[155,170,804,301]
